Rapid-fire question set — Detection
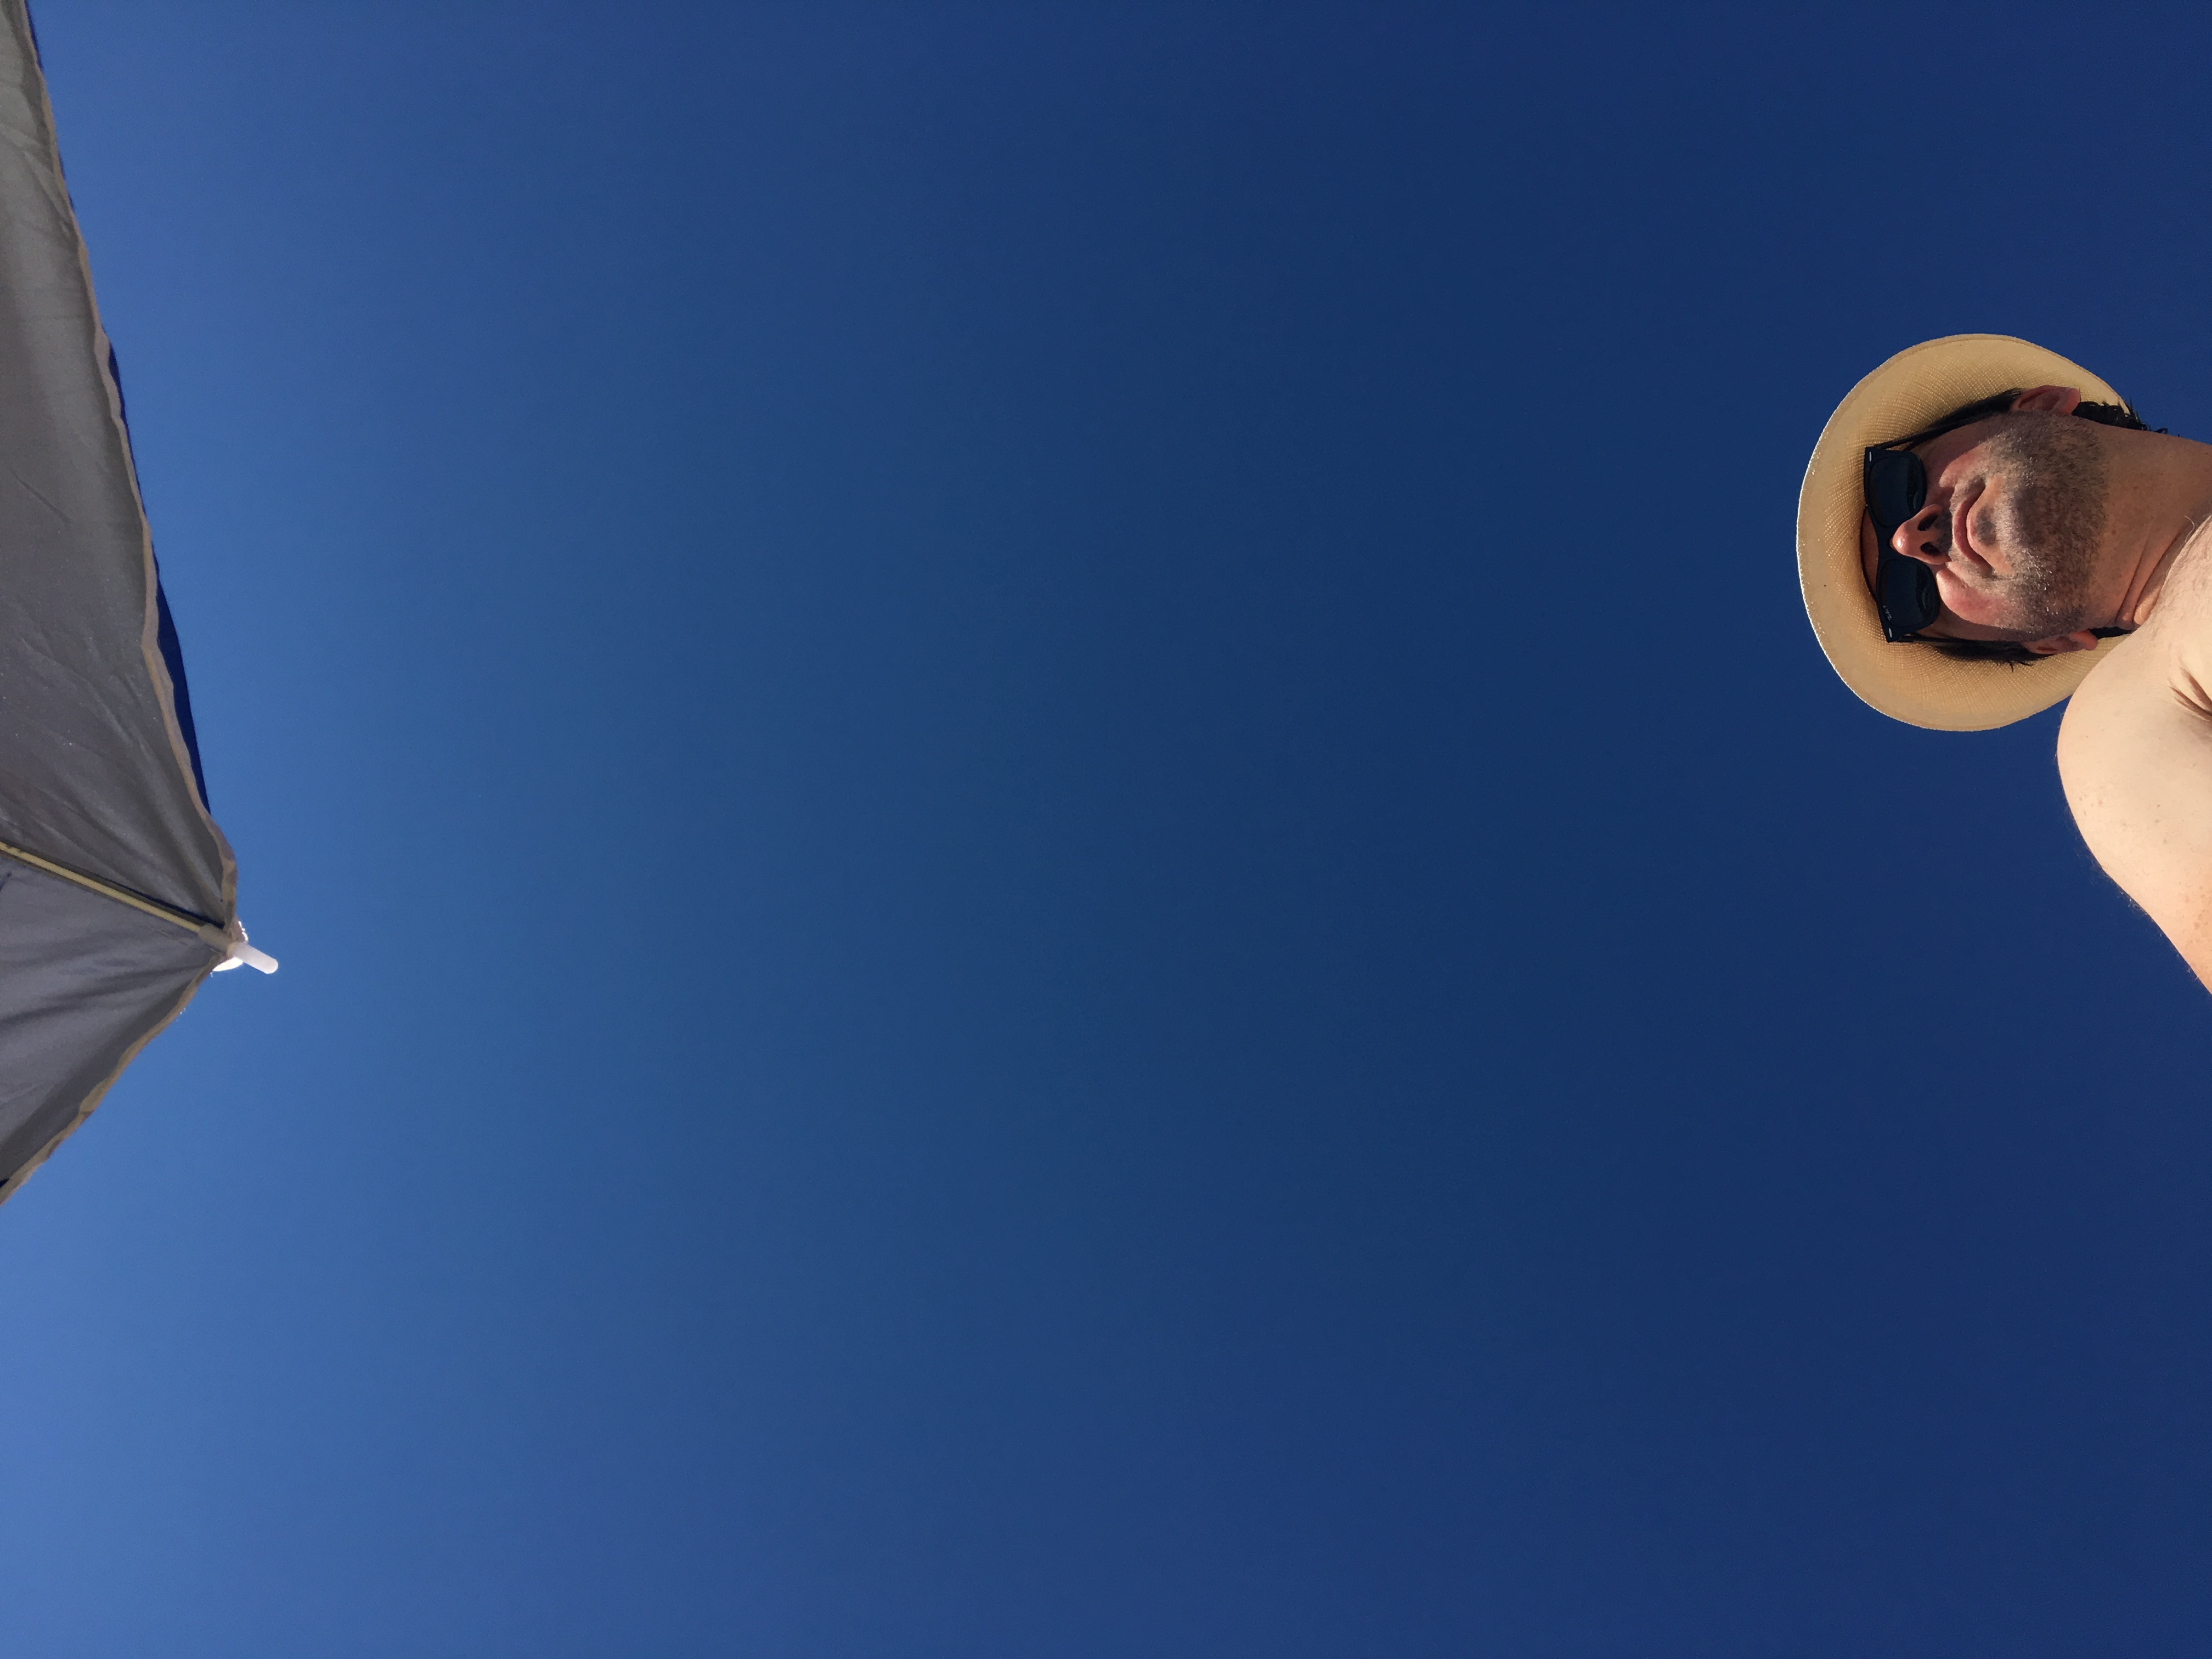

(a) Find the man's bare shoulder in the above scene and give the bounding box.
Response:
[2058,630,2205,806]
[2058,531,2212,972]
[2061,521,2212,780]
[2013,501,2212,987]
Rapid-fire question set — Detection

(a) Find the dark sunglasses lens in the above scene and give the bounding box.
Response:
[1866,451,1926,530]
[1876,555,1940,638]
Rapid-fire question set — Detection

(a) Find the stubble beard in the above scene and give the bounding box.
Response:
[1977,411,2111,640]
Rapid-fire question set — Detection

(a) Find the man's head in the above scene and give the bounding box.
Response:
[1857,385,2152,662]
[1799,336,2151,730]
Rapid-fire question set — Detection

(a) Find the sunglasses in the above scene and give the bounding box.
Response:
[1863,446,1939,642]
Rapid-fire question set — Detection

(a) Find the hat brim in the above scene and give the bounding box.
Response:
[1797,334,2127,732]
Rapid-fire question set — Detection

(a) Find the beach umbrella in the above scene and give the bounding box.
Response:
[0,0,272,1207]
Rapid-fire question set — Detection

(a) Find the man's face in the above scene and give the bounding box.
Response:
[1858,408,2112,645]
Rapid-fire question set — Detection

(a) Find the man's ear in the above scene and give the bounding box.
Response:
[2024,630,2102,656]
[2012,385,2083,415]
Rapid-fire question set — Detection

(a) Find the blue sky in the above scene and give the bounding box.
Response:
[2,3,2210,1654]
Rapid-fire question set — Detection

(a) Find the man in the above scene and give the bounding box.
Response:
[1800,335,2212,989]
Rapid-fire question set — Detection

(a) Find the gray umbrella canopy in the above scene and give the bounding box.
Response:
[0,0,269,1206]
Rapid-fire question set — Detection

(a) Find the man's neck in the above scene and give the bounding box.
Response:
[2104,430,2212,625]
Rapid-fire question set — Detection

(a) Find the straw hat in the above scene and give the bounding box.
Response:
[1797,334,2129,731]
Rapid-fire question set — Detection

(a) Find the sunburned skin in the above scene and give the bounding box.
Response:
[1872,386,2212,990]
[1858,386,2149,656]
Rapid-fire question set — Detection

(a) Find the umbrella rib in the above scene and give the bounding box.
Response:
[0,836,224,944]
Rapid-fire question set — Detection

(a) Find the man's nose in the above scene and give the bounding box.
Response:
[1891,505,1948,566]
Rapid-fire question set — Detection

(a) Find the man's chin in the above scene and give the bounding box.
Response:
[1925,620,2035,645]
[1933,602,2096,646]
